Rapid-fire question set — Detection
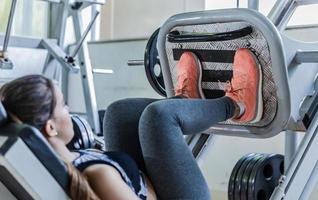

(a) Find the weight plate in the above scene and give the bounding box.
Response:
[248,154,284,200]
[234,153,259,200]
[240,153,264,200]
[144,28,166,97]
[67,115,95,150]
[76,115,95,149]
[67,115,86,150]
[228,153,255,200]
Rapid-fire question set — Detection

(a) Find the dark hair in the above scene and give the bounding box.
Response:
[0,74,56,130]
[0,75,100,199]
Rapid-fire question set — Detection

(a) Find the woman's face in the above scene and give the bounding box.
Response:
[51,85,74,144]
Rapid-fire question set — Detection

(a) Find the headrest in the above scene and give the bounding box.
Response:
[0,102,8,127]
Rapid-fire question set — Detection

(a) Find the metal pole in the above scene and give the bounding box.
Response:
[248,0,259,11]
[284,131,299,172]
[299,161,318,200]
[70,11,99,58]
[72,11,101,134]
[91,4,97,40]
[2,0,18,53]
[267,0,296,27]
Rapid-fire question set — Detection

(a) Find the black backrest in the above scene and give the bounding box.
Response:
[0,102,69,192]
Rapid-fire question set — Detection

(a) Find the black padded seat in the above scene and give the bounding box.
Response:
[0,102,69,197]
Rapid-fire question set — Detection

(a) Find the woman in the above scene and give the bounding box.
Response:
[104,48,262,200]
[0,48,261,200]
[0,74,156,200]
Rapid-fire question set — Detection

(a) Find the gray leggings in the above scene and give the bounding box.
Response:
[104,97,235,200]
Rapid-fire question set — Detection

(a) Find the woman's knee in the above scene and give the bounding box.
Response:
[138,101,178,142]
[140,101,172,124]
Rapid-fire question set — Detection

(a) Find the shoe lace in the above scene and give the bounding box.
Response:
[175,75,190,97]
[224,70,248,100]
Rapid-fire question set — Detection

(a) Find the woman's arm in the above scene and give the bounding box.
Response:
[83,164,139,200]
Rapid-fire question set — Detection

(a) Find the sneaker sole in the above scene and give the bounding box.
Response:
[249,52,263,123]
[188,52,205,99]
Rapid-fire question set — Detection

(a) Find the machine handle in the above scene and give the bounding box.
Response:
[167,26,252,43]
[127,59,145,66]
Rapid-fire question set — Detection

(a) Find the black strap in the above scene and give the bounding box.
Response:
[167,26,252,43]
[173,49,235,63]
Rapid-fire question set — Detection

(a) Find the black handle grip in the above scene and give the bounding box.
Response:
[167,26,253,43]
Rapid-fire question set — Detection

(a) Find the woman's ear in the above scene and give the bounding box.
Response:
[44,119,58,137]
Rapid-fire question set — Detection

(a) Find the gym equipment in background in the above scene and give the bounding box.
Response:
[128,28,167,97]
[228,153,284,200]
[0,0,108,135]
[67,115,95,150]
[144,28,166,97]
[67,115,105,151]
[156,0,318,199]
[0,0,16,70]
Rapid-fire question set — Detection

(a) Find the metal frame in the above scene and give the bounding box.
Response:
[158,8,290,138]
[0,0,17,70]
[268,0,318,31]
[71,9,101,133]
[158,2,318,199]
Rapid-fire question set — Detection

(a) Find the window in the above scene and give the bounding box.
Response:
[0,0,48,38]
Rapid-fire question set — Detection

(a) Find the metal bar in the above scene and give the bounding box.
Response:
[70,11,99,58]
[284,124,318,199]
[90,4,97,40]
[0,35,44,49]
[92,69,113,74]
[297,0,318,6]
[2,0,18,54]
[299,161,318,200]
[267,0,296,28]
[248,0,259,11]
[295,50,318,63]
[58,0,70,47]
[72,11,101,134]
[270,110,318,199]
[40,39,80,73]
[127,60,144,66]
[284,131,299,172]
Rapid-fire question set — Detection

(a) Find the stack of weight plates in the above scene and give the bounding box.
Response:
[228,153,284,200]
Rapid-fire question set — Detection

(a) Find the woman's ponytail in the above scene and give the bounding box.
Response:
[66,162,100,200]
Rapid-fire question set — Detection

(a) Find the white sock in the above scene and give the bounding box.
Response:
[236,102,245,117]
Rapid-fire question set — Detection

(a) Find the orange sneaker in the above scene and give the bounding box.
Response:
[174,52,204,98]
[225,48,263,123]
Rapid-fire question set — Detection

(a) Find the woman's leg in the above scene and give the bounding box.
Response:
[103,98,159,172]
[139,96,236,200]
